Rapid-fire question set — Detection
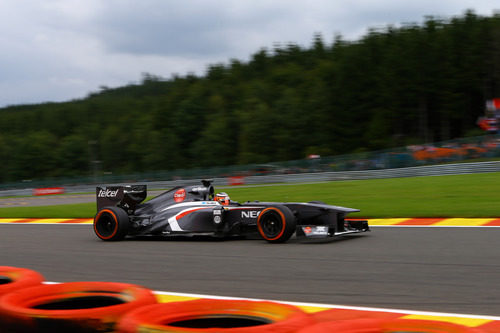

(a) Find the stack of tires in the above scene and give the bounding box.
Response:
[0,267,44,297]
[0,267,157,333]
[298,309,485,332]
[0,266,490,332]
[116,299,315,332]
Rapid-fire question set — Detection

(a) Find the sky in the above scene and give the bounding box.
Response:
[0,0,497,108]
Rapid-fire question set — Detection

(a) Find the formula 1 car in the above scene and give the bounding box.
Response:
[93,180,369,243]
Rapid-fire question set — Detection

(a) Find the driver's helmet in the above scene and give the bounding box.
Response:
[214,192,230,205]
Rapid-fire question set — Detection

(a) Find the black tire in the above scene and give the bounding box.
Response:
[94,206,129,241]
[257,205,296,243]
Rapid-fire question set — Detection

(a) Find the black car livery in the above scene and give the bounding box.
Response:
[93,180,369,243]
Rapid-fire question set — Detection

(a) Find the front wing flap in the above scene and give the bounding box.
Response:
[296,220,369,239]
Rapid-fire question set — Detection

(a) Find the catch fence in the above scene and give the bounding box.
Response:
[1,134,500,196]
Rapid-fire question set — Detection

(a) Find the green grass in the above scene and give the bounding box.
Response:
[1,172,500,218]
[0,203,96,219]
[223,173,500,218]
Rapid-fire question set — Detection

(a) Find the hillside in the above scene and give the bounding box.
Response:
[0,11,499,182]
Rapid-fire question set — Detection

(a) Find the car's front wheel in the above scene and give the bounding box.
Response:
[257,205,296,243]
[93,206,129,241]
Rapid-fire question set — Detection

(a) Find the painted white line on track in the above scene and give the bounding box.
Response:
[3,223,500,228]
[41,281,500,320]
[38,281,500,320]
[2,225,499,229]
[152,290,500,321]
[370,225,500,228]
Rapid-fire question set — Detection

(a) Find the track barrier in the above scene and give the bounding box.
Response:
[0,267,499,332]
[0,267,44,297]
[299,318,483,332]
[32,187,65,196]
[0,281,157,333]
[116,299,314,332]
[310,308,403,322]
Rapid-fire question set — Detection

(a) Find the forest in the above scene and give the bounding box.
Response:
[0,10,499,183]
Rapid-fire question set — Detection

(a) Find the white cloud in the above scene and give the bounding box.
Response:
[0,0,497,107]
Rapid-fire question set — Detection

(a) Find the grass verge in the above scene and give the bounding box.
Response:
[0,172,499,218]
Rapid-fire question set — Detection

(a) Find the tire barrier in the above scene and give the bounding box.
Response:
[310,308,403,322]
[298,318,484,333]
[0,267,496,332]
[0,281,157,333]
[0,266,44,297]
[117,299,314,332]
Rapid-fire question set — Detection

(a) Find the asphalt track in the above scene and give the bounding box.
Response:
[1,224,500,317]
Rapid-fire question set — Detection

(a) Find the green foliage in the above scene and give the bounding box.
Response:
[0,11,499,182]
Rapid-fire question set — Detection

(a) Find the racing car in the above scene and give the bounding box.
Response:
[93,180,369,243]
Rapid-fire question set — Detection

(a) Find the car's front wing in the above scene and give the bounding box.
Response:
[296,220,369,239]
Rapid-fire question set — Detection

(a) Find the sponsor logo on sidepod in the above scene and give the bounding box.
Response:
[98,189,119,198]
[241,211,260,219]
[174,189,186,202]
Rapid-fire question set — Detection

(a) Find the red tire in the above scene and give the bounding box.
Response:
[257,206,296,243]
[311,308,403,322]
[117,299,314,332]
[0,266,44,296]
[298,318,482,333]
[0,281,157,333]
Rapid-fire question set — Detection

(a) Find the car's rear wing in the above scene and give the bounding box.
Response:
[96,185,147,212]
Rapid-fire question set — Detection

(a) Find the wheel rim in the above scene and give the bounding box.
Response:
[96,213,116,238]
[261,213,283,238]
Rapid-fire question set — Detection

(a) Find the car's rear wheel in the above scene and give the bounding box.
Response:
[257,206,296,243]
[94,206,129,241]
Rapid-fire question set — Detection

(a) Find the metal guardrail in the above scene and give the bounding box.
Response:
[239,161,500,184]
[2,134,499,194]
[2,161,500,197]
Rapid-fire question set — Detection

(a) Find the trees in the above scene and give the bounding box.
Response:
[0,11,498,182]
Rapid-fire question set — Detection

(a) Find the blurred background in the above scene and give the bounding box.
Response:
[0,2,499,190]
